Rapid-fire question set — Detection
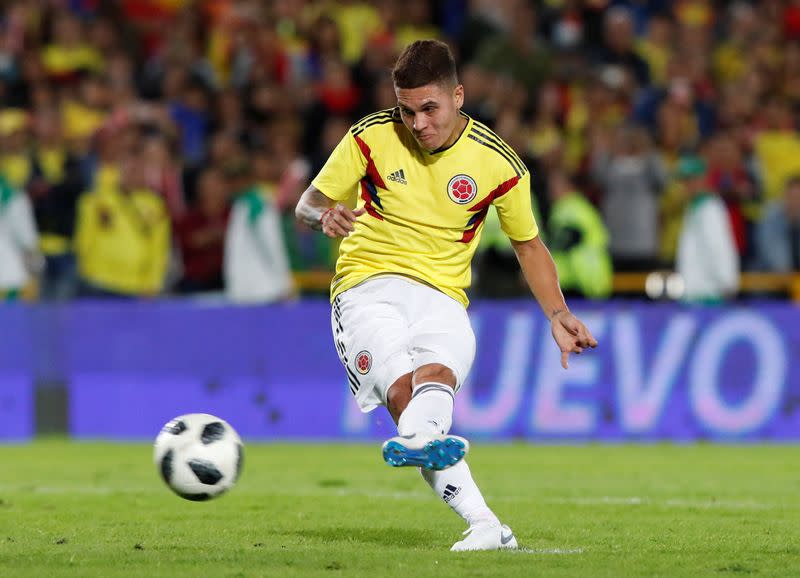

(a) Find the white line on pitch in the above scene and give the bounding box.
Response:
[511,548,584,555]
[543,496,772,510]
[0,485,780,510]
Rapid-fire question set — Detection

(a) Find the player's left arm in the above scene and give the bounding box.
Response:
[493,170,596,368]
[511,236,597,368]
[511,235,597,369]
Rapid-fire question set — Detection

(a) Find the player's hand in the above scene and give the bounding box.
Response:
[320,204,366,238]
[550,310,598,369]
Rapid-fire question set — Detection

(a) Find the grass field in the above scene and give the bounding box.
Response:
[1,441,798,577]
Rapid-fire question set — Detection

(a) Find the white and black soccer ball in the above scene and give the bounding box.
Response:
[153,413,244,501]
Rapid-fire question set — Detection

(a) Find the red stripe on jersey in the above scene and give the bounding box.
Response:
[459,176,520,243]
[360,180,384,220]
[354,135,387,190]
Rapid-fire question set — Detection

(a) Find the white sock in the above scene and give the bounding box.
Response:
[395,381,498,527]
[421,461,498,527]
[396,382,454,436]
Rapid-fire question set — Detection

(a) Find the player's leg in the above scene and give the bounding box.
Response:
[415,365,517,551]
[408,284,517,551]
[385,372,412,424]
[330,281,413,415]
[384,363,516,551]
[383,364,469,470]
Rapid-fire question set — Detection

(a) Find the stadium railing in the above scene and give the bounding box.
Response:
[293,271,800,300]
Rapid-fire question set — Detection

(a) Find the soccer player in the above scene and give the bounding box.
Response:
[296,40,597,551]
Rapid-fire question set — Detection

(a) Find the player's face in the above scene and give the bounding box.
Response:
[396,82,465,152]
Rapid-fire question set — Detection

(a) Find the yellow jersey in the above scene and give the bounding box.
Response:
[312,108,538,307]
[75,186,170,296]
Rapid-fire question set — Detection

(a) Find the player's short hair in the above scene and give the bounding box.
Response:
[392,40,458,89]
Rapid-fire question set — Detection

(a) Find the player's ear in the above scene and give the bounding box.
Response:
[453,84,464,109]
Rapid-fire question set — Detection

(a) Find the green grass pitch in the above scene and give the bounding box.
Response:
[1,441,798,577]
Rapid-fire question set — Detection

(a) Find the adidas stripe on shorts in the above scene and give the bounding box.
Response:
[331,275,476,412]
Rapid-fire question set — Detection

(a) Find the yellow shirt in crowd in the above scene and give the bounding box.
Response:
[41,44,104,75]
[754,131,800,201]
[75,185,170,296]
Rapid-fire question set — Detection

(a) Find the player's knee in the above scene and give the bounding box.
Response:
[413,363,457,389]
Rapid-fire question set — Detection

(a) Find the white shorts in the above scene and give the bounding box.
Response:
[331,275,476,412]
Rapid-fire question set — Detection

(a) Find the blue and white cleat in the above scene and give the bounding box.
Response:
[381,433,469,470]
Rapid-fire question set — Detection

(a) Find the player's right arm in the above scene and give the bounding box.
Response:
[295,186,365,239]
[295,125,369,238]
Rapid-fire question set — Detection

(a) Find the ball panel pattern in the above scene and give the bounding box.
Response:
[160,449,174,484]
[234,444,244,483]
[164,419,187,435]
[201,422,225,444]
[188,459,224,485]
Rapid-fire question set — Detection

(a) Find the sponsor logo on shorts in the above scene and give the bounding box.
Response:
[447,174,477,204]
[355,351,372,374]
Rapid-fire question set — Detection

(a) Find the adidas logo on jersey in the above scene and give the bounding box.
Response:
[387,169,407,185]
[443,483,461,503]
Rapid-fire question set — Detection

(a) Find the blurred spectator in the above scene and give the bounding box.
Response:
[529,81,566,181]
[40,11,104,81]
[547,170,612,299]
[29,107,85,300]
[753,97,800,202]
[591,124,667,271]
[395,0,441,49]
[474,1,551,95]
[675,156,740,302]
[224,150,293,303]
[713,1,757,85]
[331,1,381,65]
[304,15,343,83]
[140,133,185,221]
[314,57,360,119]
[636,13,673,88]
[706,132,757,265]
[61,74,111,149]
[168,77,212,167]
[75,156,170,298]
[598,6,650,88]
[0,108,32,189]
[0,174,41,301]
[755,176,800,272]
[176,168,230,293]
[635,73,715,146]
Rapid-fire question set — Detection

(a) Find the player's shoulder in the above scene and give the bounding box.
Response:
[349,107,403,138]
[466,116,529,178]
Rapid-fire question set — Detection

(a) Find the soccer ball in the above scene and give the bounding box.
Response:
[153,413,244,501]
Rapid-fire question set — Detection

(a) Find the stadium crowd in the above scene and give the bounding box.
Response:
[0,0,799,302]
